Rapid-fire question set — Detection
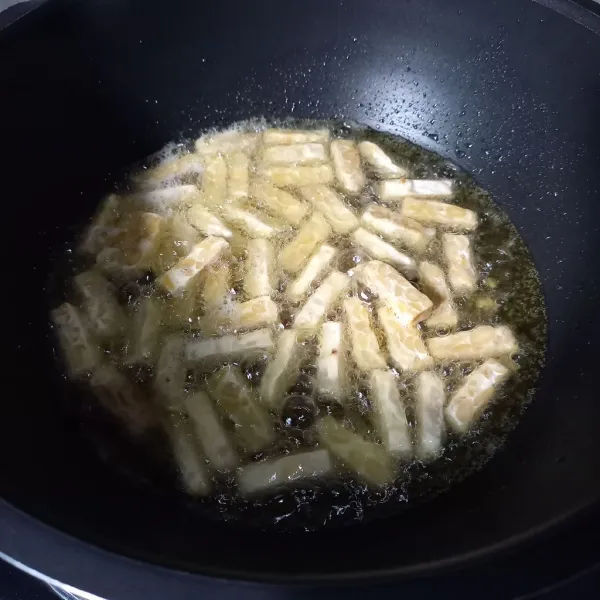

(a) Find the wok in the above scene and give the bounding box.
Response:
[1,0,600,597]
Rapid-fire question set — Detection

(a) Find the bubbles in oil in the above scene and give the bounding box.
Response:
[49,118,547,531]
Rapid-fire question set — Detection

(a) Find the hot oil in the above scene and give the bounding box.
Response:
[49,119,547,531]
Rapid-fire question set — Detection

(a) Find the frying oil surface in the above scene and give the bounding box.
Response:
[50,119,546,530]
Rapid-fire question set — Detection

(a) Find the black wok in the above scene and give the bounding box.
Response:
[1,0,600,597]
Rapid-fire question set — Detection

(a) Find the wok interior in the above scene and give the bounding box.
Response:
[1,0,600,579]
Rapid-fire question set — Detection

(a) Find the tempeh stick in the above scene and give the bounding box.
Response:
[316,322,348,402]
[250,180,308,226]
[199,154,227,207]
[286,243,337,303]
[445,359,511,433]
[427,325,518,361]
[377,305,433,372]
[299,184,359,234]
[442,233,478,295]
[184,391,239,472]
[292,271,350,338]
[343,297,387,371]
[261,143,327,166]
[220,205,281,239]
[244,239,276,299]
[369,369,412,458]
[351,227,417,277]
[355,260,433,325]
[279,212,331,273]
[361,204,435,254]
[418,261,458,330]
[259,330,306,411]
[378,179,453,201]
[263,129,330,145]
[258,164,334,187]
[330,139,365,194]
[358,141,409,178]
[158,236,229,296]
[402,198,477,232]
[238,449,332,496]
[227,150,250,201]
[414,371,445,460]
[207,296,279,333]
[187,205,233,239]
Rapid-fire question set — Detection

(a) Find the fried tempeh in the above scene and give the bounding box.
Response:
[261,143,327,166]
[343,297,387,371]
[330,139,365,194]
[207,296,279,333]
[279,212,331,273]
[414,371,445,460]
[250,179,308,226]
[186,204,233,239]
[299,184,359,234]
[355,260,433,325]
[316,322,348,402]
[445,359,511,433]
[227,150,250,201]
[351,227,417,278]
[244,239,276,299]
[377,305,433,372]
[199,154,227,207]
[402,198,477,232]
[292,271,350,338]
[418,261,458,330]
[427,325,518,362]
[258,164,334,187]
[259,330,306,411]
[378,178,453,201]
[360,204,435,254]
[238,449,332,496]
[358,141,409,178]
[286,243,337,303]
[262,128,330,145]
[442,233,478,295]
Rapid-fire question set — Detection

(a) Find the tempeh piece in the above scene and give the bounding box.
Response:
[378,179,453,201]
[250,180,308,226]
[187,205,233,238]
[361,204,435,254]
[208,296,279,333]
[358,141,409,178]
[299,185,359,234]
[186,328,275,366]
[316,322,348,402]
[261,143,327,166]
[238,449,332,496]
[124,296,162,365]
[355,260,433,325]
[220,205,281,239]
[446,359,511,433]
[151,213,199,274]
[199,261,231,313]
[293,271,351,338]
[195,130,259,156]
[259,330,306,411]
[369,369,412,459]
[263,128,330,145]
[74,270,125,339]
[51,303,101,378]
[258,164,334,187]
[133,153,204,188]
[279,212,331,273]
[158,236,229,296]
[443,233,478,295]
[96,211,164,278]
[414,371,445,460]
[164,413,212,496]
[155,335,188,410]
[352,227,417,278]
[244,239,275,299]
[199,154,227,207]
[227,150,250,201]
[427,325,518,362]
[286,243,337,303]
[90,364,157,435]
[418,262,458,330]
[402,198,477,232]
[343,297,387,371]
[330,139,365,194]
[317,416,394,487]
[184,391,238,472]
[206,367,275,453]
[377,305,433,372]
